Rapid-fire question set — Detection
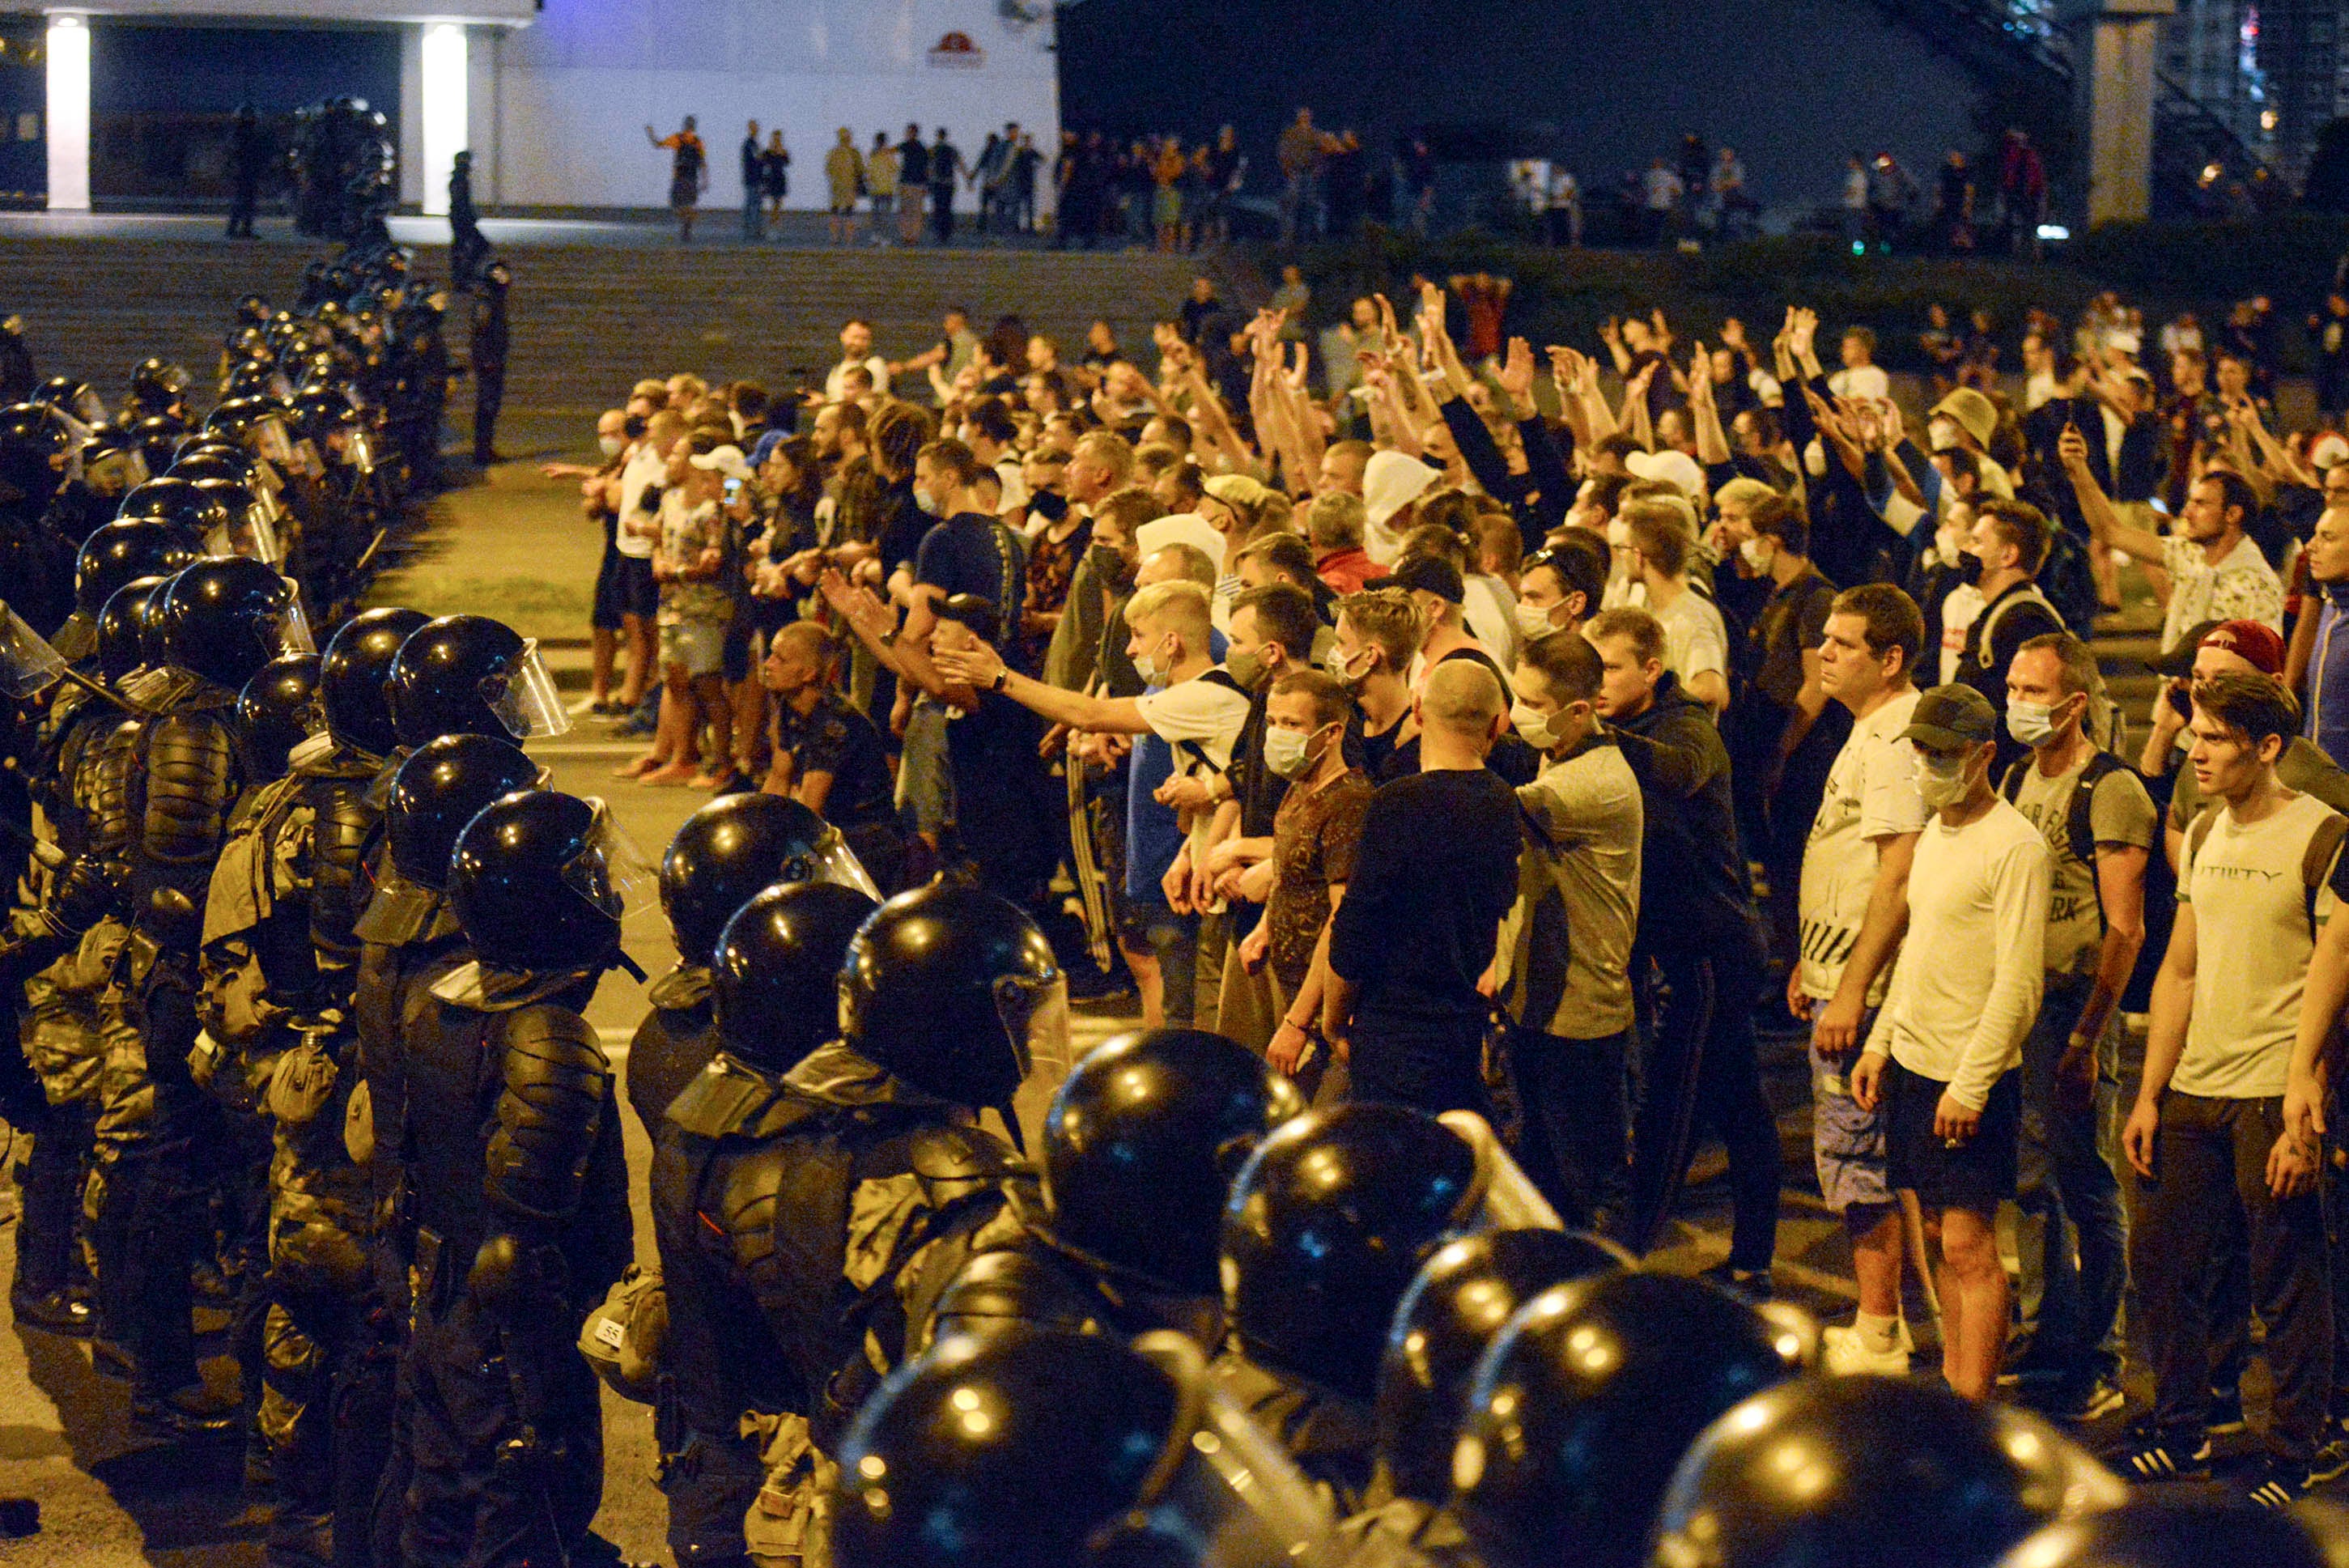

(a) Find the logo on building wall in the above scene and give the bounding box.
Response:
[927,32,985,67]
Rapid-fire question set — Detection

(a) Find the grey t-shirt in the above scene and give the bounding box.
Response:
[2009,754,2157,976]
[1501,738,1643,1039]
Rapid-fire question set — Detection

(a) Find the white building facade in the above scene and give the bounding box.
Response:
[38,0,1060,215]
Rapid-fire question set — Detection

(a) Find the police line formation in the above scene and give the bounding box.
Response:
[0,248,2334,1568]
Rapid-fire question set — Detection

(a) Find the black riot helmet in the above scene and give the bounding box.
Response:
[95,575,168,682]
[833,1328,1335,1568]
[660,792,880,967]
[156,555,311,691]
[385,613,567,747]
[836,878,1064,1113]
[126,357,191,416]
[1375,1228,1633,1506]
[1452,1273,1810,1568]
[1649,1375,2124,1568]
[1042,1027,1304,1297]
[318,606,428,756]
[127,414,187,475]
[235,652,322,783]
[118,475,229,535]
[165,441,257,487]
[1995,1498,2349,1568]
[448,789,639,974]
[222,359,291,403]
[234,292,271,326]
[74,516,201,619]
[384,733,541,890]
[710,881,879,1073]
[80,423,152,496]
[32,376,104,426]
[1221,1103,1479,1402]
[0,401,76,506]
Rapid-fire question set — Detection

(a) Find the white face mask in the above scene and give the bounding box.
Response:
[1604,518,1632,549]
[1134,635,1174,686]
[1935,523,1965,564]
[1912,750,1973,811]
[2007,698,2070,748]
[598,434,624,458]
[1511,699,1564,751]
[1513,599,1557,640]
[1926,417,1961,453]
[1262,724,1322,779]
[1739,536,1774,572]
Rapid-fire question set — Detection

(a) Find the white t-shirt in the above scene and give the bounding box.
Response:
[824,354,892,403]
[1134,669,1253,887]
[1463,575,1520,670]
[2157,533,2284,654]
[1865,798,2050,1110]
[1650,587,1728,693]
[2174,790,2348,1098]
[1937,582,1985,686]
[614,443,667,560]
[1827,364,1890,403]
[992,456,1030,515]
[1799,688,1931,1002]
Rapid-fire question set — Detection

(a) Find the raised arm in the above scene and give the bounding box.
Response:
[2059,423,2164,565]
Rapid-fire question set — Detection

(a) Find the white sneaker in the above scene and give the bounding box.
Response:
[1822,1321,1913,1376]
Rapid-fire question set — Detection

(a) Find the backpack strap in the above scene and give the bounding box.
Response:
[1171,667,1248,776]
[2304,812,2349,940]
[2067,752,2123,934]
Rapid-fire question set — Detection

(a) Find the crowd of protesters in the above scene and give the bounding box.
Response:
[551,253,2349,1509]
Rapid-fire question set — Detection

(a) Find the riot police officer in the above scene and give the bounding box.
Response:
[1213,1102,1557,1514]
[631,792,881,1137]
[393,788,637,1568]
[107,555,308,1432]
[661,878,1060,1564]
[342,728,539,1567]
[384,612,567,754]
[201,606,421,1562]
[831,1327,1340,1568]
[931,1026,1304,1348]
[646,879,878,1568]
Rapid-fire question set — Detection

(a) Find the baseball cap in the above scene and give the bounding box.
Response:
[2154,618,2285,678]
[690,444,755,482]
[1900,683,1999,750]
[1389,554,1464,605]
[1623,447,1705,500]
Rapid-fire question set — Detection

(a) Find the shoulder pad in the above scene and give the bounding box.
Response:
[898,1121,1020,1186]
[645,962,712,1012]
[930,1238,1110,1338]
[663,1052,785,1139]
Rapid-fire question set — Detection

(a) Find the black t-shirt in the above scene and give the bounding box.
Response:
[1327,767,1520,1021]
[1433,646,1539,786]
[774,691,894,831]
[915,512,1026,650]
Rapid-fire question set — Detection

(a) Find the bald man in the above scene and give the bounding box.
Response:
[760,621,903,885]
[1322,659,1522,1114]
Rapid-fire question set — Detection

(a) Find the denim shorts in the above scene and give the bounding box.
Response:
[1811,1031,1890,1214]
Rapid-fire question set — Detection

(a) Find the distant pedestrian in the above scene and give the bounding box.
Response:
[866,131,901,245]
[647,117,707,243]
[895,123,929,244]
[826,127,864,245]
[227,104,267,239]
[760,130,791,236]
[448,149,489,283]
[740,120,764,241]
[928,126,966,246]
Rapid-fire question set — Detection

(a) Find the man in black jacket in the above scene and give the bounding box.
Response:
[1588,606,1781,1293]
[1952,499,2067,777]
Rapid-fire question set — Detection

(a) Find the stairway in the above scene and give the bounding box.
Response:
[0,235,1208,432]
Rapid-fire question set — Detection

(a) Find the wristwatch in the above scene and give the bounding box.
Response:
[991,668,1009,692]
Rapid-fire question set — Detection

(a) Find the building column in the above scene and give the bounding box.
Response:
[418,21,466,218]
[43,11,87,211]
[2073,0,2175,227]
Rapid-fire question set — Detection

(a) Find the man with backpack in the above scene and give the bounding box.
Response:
[1942,499,2067,776]
[2000,631,2153,1421]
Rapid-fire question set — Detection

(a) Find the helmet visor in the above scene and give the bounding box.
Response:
[992,968,1071,1090]
[249,414,295,467]
[85,445,149,494]
[794,826,883,902]
[1114,1333,1338,1566]
[341,426,376,474]
[485,639,571,740]
[1439,1110,1565,1232]
[568,797,656,923]
[278,592,316,655]
[0,603,66,699]
[206,508,283,567]
[118,665,200,711]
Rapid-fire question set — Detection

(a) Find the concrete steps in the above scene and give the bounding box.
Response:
[0,236,1207,429]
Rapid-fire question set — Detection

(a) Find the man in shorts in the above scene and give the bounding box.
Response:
[640,439,741,785]
[1850,684,2050,1400]
[1792,584,1931,1374]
